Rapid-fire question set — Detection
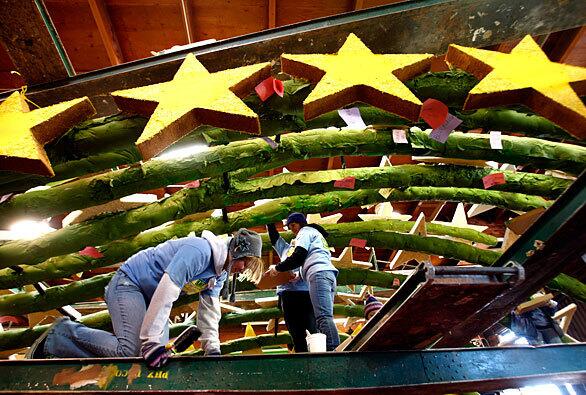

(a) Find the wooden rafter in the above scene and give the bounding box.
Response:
[0,0,70,84]
[268,0,277,29]
[88,0,123,65]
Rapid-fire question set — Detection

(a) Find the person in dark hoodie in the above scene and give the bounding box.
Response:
[266,213,340,351]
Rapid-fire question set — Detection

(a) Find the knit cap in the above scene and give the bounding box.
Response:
[230,228,262,259]
[364,294,383,319]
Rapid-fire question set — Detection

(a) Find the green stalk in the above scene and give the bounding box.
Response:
[0,267,401,316]
[0,127,581,226]
[546,273,586,302]
[0,188,541,288]
[0,165,560,268]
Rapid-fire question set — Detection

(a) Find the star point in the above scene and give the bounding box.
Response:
[281,33,433,121]
[0,92,95,176]
[447,35,586,139]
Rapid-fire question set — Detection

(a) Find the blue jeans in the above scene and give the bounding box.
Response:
[44,271,162,358]
[308,270,340,351]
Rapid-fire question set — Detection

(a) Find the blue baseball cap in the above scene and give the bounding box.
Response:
[286,212,307,226]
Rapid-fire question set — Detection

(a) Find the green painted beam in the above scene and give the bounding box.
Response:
[0,345,584,393]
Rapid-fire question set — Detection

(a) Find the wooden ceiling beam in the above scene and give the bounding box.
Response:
[180,0,196,44]
[88,0,123,65]
[0,0,71,84]
[268,0,277,29]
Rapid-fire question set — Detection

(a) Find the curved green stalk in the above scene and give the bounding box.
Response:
[0,165,561,268]
[0,127,581,226]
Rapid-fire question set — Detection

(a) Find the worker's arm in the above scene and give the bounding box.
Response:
[274,246,308,272]
[139,273,181,366]
[140,245,202,357]
[196,273,226,356]
[266,223,280,246]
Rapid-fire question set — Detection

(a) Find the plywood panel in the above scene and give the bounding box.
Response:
[277,0,354,26]
[188,0,267,41]
[45,0,111,72]
[106,0,186,61]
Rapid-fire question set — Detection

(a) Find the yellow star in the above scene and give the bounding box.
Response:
[281,33,433,121]
[112,54,271,160]
[0,92,95,176]
[447,35,586,139]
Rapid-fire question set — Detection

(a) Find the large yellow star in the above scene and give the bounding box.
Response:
[447,35,586,139]
[0,92,95,176]
[281,33,433,121]
[112,54,271,160]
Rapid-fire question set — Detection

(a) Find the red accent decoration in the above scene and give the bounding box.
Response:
[273,78,284,97]
[420,98,449,128]
[79,246,104,259]
[349,238,367,248]
[392,278,401,287]
[334,176,356,189]
[255,77,284,101]
[482,173,506,189]
[184,180,200,188]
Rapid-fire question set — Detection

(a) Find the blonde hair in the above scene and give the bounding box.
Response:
[239,256,265,284]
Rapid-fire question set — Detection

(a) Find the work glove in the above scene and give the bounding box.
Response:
[143,344,170,369]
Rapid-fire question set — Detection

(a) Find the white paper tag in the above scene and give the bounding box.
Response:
[338,107,367,129]
[392,129,409,144]
[489,131,503,149]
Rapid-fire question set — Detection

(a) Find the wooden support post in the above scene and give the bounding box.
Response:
[0,0,72,84]
[88,0,123,65]
[268,0,277,29]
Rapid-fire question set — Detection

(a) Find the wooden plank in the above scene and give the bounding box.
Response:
[88,0,124,65]
[0,0,70,84]
[515,293,553,314]
[354,0,365,10]
[268,0,277,29]
[347,265,514,350]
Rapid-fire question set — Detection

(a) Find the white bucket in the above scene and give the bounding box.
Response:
[305,333,327,353]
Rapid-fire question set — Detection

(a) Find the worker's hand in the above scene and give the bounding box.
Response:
[265,265,278,277]
[143,344,170,369]
[289,273,300,283]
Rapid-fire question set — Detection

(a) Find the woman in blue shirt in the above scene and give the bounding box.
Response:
[266,223,316,352]
[266,213,340,351]
[28,228,264,367]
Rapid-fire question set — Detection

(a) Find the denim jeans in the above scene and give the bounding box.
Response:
[44,271,164,358]
[307,270,340,351]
